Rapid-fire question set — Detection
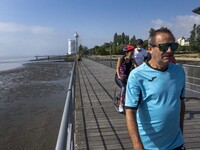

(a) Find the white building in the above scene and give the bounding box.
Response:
[68,39,76,54]
[177,37,190,46]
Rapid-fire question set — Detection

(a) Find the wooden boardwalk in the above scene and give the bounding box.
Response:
[75,58,200,150]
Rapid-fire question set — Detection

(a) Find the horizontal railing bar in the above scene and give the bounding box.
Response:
[186,76,200,80]
[183,64,200,68]
[186,88,200,94]
[186,82,200,87]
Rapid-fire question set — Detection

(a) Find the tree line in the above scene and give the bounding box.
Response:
[190,24,200,52]
[78,25,200,56]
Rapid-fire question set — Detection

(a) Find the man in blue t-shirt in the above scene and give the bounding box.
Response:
[125,27,186,150]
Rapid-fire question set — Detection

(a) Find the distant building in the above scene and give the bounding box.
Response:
[68,39,76,54]
[177,37,190,46]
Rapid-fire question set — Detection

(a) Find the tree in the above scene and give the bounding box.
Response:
[190,24,200,52]
[190,24,196,51]
[149,28,156,35]
[125,35,130,45]
[79,44,88,55]
[118,35,122,45]
[130,35,136,46]
[143,40,148,49]
[196,25,200,51]
[122,32,125,45]
[113,33,118,46]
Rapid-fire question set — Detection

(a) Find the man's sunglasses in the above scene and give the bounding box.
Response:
[151,43,178,52]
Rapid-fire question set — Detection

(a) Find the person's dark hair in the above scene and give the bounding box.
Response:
[148,27,175,46]
[136,39,144,45]
[122,45,134,55]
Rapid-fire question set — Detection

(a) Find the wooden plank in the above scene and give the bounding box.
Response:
[75,58,200,150]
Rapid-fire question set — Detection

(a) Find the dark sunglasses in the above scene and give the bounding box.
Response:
[152,43,178,52]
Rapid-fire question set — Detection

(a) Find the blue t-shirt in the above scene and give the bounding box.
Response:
[125,62,185,150]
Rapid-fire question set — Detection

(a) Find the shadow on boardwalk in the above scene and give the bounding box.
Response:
[75,58,200,150]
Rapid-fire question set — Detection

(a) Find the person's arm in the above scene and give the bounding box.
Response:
[116,57,123,79]
[180,100,185,133]
[131,58,138,68]
[126,109,144,150]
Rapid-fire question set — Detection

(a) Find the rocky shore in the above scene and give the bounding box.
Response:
[0,61,73,150]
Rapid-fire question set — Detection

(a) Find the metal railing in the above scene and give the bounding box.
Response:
[55,61,76,150]
[183,64,200,98]
[90,57,200,99]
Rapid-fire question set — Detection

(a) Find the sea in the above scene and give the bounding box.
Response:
[0,56,35,72]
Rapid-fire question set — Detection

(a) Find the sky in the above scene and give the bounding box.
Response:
[0,0,200,57]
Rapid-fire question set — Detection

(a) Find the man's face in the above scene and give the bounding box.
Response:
[150,33,175,65]
[136,44,142,48]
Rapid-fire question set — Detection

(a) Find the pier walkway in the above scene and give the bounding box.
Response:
[75,58,200,150]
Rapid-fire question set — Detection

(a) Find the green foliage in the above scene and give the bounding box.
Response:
[115,44,125,55]
[190,24,200,52]
[78,44,88,55]
[176,45,191,53]
[88,42,111,55]
[87,32,149,55]
[86,25,200,55]
[143,40,148,49]
[149,28,156,35]
[130,35,136,46]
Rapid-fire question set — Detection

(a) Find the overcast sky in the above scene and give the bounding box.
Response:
[0,0,200,56]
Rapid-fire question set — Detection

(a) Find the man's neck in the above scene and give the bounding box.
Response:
[148,59,168,71]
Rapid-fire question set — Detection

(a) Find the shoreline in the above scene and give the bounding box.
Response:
[0,61,73,150]
[0,56,35,72]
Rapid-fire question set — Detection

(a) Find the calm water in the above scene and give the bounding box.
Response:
[0,56,34,71]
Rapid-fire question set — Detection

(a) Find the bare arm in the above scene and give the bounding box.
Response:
[116,57,123,79]
[131,58,138,68]
[126,109,144,150]
[180,100,185,133]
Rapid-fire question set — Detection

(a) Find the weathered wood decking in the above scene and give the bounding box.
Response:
[75,58,200,150]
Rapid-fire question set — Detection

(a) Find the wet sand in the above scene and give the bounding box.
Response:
[0,61,73,150]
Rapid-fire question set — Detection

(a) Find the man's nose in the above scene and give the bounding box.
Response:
[166,46,173,53]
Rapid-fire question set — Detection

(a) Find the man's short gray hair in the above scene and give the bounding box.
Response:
[148,27,175,46]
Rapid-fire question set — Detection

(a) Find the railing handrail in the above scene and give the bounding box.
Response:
[90,57,200,97]
[55,60,76,150]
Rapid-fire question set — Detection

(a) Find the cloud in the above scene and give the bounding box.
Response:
[151,15,200,38]
[0,22,54,34]
[0,22,67,56]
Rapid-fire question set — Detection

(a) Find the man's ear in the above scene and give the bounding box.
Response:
[147,45,153,54]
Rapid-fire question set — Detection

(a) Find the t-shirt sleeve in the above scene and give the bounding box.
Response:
[125,73,141,109]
